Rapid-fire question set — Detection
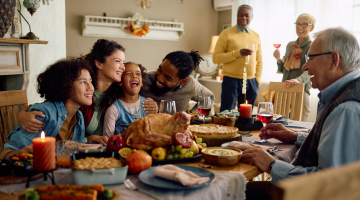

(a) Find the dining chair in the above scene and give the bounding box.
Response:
[268,82,304,121]
[0,90,28,151]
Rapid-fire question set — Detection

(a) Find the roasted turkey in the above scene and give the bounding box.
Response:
[122,111,192,150]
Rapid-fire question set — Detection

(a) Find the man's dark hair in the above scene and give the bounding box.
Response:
[37,59,93,102]
[163,50,203,79]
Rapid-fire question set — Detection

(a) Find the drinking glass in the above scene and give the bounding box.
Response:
[56,140,79,168]
[197,96,212,124]
[257,102,274,142]
[245,44,255,65]
[159,100,176,115]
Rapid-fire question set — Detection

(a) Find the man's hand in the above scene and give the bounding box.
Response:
[87,135,108,145]
[142,98,159,114]
[240,49,253,56]
[260,123,298,144]
[285,79,300,87]
[19,110,45,133]
[241,146,276,173]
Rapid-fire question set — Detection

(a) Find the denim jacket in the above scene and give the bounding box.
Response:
[4,101,87,151]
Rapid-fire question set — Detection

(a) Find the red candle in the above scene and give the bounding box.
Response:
[32,131,56,171]
[239,101,252,118]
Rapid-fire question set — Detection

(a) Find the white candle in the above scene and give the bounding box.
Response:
[242,68,247,94]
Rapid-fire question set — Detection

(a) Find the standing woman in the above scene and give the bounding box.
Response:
[273,13,315,122]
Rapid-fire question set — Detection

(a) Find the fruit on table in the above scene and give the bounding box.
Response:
[119,148,132,158]
[197,143,207,151]
[196,138,203,144]
[151,147,166,160]
[107,135,126,152]
[189,141,199,155]
[126,151,152,174]
[175,132,193,148]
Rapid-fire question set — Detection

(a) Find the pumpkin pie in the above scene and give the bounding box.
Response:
[187,124,238,139]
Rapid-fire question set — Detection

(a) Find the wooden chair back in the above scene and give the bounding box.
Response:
[268,82,304,121]
[0,90,28,151]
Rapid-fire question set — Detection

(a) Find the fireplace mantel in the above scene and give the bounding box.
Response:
[0,38,48,91]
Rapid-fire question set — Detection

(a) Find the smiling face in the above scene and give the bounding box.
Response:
[237,7,252,28]
[120,63,143,96]
[68,69,94,107]
[302,38,332,91]
[96,49,125,84]
[296,18,314,39]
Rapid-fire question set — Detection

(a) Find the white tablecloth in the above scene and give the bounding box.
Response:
[0,168,247,200]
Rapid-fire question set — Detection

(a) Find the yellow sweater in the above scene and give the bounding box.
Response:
[213,26,263,83]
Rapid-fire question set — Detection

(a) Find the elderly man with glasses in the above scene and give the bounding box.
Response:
[245,27,360,200]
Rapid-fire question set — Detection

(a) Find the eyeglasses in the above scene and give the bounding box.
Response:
[294,23,313,28]
[305,52,342,64]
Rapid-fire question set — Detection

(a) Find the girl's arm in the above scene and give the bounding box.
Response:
[103,104,118,138]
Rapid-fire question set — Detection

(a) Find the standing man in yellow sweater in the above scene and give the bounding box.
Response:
[213,4,263,111]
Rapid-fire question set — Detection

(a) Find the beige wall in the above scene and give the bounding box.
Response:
[66,0,219,71]
[217,10,232,34]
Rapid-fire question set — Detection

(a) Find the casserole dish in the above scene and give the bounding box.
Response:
[70,152,128,185]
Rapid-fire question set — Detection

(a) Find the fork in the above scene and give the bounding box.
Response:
[124,179,162,200]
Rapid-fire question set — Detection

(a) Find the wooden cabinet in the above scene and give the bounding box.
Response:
[0,38,47,91]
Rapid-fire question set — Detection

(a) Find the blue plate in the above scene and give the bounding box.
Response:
[139,165,215,190]
[221,141,278,154]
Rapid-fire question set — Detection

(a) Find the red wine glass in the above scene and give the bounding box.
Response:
[257,102,274,142]
[198,96,212,124]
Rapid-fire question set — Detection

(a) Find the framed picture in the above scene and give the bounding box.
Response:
[223,23,231,30]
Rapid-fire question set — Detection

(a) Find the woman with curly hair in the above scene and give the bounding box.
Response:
[0,59,95,160]
[103,62,153,137]
[18,39,158,144]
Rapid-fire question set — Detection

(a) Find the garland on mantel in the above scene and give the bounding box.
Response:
[125,22,149,37]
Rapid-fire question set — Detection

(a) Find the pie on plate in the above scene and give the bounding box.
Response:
[187,124,238,139]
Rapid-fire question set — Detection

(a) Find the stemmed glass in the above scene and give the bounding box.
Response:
[245,44,255,65]
[273,40,281,60]
[197,96,212,124]
[257,102,274,143]
[159,100,176,115]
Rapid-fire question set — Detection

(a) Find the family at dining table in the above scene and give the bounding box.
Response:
[1,3,360,200]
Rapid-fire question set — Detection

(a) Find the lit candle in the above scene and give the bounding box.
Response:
[242,68,247,104]
[32,131,56,171]
[239,100,252,118]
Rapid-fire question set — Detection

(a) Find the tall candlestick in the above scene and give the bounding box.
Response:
[242,67,247,104]
[32,131,56,171]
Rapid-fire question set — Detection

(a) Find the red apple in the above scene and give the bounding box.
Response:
[107,135,126,152]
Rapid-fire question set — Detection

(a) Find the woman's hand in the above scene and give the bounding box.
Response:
[285,79,300,87]
[87,135,108,145]
[19,110,45,133]
[143,98,159,114]
[273,49,281,59]
[4,144,33,160]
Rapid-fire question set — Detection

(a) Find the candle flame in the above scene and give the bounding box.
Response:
[41,131,45,139]
[246,100,248,104]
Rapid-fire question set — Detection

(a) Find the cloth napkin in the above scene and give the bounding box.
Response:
[154,164,210,186]
[79,144,105,153]
[228,141,273,152]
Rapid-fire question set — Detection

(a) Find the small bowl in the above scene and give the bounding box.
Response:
[211,115,237,127]
[201,147,242,167]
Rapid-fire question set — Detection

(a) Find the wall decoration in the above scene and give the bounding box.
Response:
[223,23,231,30]
[0,0,16,38]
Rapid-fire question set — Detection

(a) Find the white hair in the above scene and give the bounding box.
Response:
[237,4,253,14]
[313,27,360,72]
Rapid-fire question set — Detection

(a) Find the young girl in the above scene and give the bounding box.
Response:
[0,59,95,160]
[103,62,157,137]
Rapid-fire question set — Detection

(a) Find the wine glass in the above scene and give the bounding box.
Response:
[245,44,255,65]
[159,100,176,115]
[197,96,212,124]
[257,102,274,142]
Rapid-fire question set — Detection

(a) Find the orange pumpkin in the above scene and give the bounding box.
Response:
[126,151,152,174]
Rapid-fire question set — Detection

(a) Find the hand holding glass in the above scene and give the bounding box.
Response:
[197,96,212,124]
[245,44,255,65]
[257,102,273,142]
